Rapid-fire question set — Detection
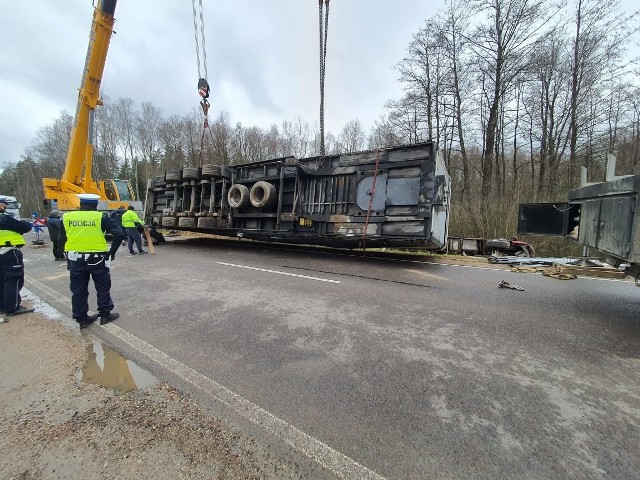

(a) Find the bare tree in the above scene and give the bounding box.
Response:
[136,102,163,196]
[338,119,366,153]
[209,111,232,166]
[94,98,120,181]
[396,21,441,142]
[264,124,282,158]
[112,98,136,161]
[440,0,473,201]
[567,0,639,186]
[367,114,403,149]
[469,0,549,200]
[521,30,573,199]
[158,114,188,173]
[28,112,74,177]
[385,95,426,144]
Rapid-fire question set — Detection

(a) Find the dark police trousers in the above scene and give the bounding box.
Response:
[0,246,25,312]
[67,252,113,320]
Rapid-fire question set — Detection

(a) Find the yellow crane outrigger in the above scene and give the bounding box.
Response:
[42,0,140,212]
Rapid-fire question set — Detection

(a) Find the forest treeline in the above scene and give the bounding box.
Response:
[1,0,639,243]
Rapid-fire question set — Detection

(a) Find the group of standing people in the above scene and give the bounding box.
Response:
[0,194,154,329]
[48,205,148,260]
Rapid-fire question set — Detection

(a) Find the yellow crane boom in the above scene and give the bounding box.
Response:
[42,0,138,212]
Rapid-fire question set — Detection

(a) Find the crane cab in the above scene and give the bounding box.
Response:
[43,178,141,213]
[101,179,135,202]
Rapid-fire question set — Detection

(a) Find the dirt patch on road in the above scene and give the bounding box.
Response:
[0,313,301,479]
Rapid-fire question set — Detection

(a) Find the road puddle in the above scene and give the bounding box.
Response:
[79,340,157,394]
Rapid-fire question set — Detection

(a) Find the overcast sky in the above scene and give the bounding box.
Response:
[1,1,637,168]
[0,0,446,165]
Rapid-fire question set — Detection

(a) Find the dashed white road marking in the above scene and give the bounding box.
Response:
[216,261,341,283]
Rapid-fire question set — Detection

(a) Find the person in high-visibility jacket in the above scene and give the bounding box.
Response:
[121,206,147,255]
[0,196,34,317]
[59,194,125,329]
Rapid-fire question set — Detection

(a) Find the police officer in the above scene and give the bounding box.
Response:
[59,194,125,329]
[121,205,147,255]
[0,196,35,317]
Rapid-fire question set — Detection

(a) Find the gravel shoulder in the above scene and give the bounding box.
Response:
[0,311,302,480]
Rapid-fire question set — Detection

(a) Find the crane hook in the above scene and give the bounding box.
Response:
[198,77,210,99]
[198,77,210,119]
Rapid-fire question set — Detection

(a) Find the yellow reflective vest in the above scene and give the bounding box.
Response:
[0,228,26,247]
[64,211,108,252]
[121,210,143,228]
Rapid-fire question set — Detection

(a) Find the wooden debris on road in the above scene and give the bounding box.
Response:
[548,263,625,279]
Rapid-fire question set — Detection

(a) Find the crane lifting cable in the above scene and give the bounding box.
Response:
[192,0,210,124]
[192,0,212,165]
[318,0,330,158]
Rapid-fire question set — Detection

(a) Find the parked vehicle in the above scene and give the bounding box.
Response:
[0,195,22,220]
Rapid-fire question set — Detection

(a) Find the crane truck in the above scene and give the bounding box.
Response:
[145,141,451,249]
[42,0,140,213]
[518,157,640,285]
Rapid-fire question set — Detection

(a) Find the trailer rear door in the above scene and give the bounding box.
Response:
[517,203,576,236]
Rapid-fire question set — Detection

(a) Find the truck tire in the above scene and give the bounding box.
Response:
[153,175,166,187]
[202,164,222,177]
[250,181,277,209]
[161,217,177,227]
[183,167,200,180]
[197,217,216,229]
[165,171,182,182]
[178,217,196,228]
[228,184,250,209]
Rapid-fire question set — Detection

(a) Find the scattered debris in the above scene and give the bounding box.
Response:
[489,256,576,266]
[510,266,547,274]
[549,263,625,279]
[498,280,525,291]
[493,257,627,279]
[543,271,577,280]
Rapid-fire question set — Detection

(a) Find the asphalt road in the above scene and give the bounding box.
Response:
[22,232,640,479]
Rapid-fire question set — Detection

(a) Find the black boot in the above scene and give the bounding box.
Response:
[78,314,99,329]
[100,312,120,325]
[6,306,35,316]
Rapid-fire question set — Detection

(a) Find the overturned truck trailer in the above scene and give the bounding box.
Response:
[146,142,450,249]
[519,172,640,282]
